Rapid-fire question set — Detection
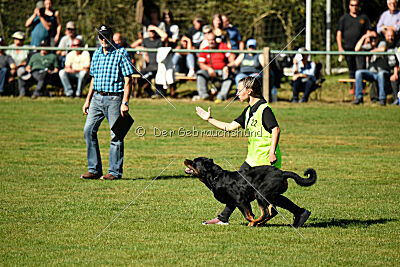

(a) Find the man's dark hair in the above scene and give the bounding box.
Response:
[238,76,263,98]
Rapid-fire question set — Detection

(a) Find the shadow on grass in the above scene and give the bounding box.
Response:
[121,175,190,180]
[240,218,397,228]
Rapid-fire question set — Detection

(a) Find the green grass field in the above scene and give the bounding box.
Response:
[1,78,399,265]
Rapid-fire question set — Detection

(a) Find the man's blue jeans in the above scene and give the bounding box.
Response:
[355,69,389,100]
[59,69,88,97]
[83,92,124,178]
[0,67,8,94]
[172,53,195,73]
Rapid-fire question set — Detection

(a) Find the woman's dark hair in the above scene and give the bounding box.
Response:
[163,10,174,24]
[238,76,263,98]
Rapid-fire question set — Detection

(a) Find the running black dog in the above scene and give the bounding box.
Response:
[184,157,317,227]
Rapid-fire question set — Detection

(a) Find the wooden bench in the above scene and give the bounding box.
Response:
[338,78,368,101]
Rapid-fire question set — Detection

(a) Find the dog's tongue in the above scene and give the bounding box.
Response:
[184,167,194,175]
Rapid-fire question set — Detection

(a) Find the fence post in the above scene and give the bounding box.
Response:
[262,47,270,101]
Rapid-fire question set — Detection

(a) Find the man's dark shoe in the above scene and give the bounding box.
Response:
[293,209,311,228]
[100,174,120,180]
[352,97,363,105]
[80,171,102,180]
[379,99,386,106]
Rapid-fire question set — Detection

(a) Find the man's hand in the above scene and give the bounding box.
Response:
[196,106,211,121]
[208,68,216,78]
[120,103,129,117]
[82,101,90,115]
[390,72,398,82]
[269,152,277,165]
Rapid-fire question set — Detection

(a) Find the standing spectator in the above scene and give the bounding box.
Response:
[6,32,29,81]
[25,0,60,47]
[57,21,84,57]
[172,36,196,77]
[162,10,179,48]
[81,24,134,180]
[186,16,204,49]
[18,39,59,98]
[0,37,16,96]
[353,29,398,105]
[291,48,317,103]
[43,0,61,46]
[336,0,371,82]
[195,33,234,103]
[228,39,264,88]
[59,38,90,97]
[212,14,230,47]
[377,0,400,40]
[221,14,244,50]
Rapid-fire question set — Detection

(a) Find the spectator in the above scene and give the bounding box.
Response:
[57,21,84,58]
[162,10,179,48]
[353,29,398,105]
[58,38,90,97]
[199,25,213,49]
[195,33,234,103]
[25,0,60,47]
[186,16,204,49]
[377,0,400,40]
[221,14,244,50]
[113,32,128,48]
[212,14,230,47]
[43,0,61,46]
[137,25,167,97]
[6,32,29,81]
[291,48,317,103]
[143,7,166,39]
[0,37,17,96]
[336,0,371,82]
[172,35,196,77]
[18,39,59,98]
[228,39,264,89]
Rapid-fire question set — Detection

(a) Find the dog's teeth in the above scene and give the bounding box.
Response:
[184,167,193,175]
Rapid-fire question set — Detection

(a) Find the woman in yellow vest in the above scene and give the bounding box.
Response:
[196,76,310,227]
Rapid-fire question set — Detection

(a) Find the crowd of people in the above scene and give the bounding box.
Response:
[337,0,400,105]
[0,0,399,105]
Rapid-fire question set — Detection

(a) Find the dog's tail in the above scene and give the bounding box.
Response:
[282,169,317,187]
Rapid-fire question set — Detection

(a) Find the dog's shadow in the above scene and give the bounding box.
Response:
[242,218,397,228]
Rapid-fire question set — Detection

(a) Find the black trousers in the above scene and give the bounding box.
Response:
[344,54,366,79]
[217,161,303,223]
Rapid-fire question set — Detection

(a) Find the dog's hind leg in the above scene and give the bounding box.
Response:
[237,203,255,223]
[248,198,277,227]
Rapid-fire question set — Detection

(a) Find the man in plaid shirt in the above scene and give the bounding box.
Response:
[81,24,134,180]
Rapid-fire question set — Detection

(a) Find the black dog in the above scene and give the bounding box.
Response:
[184,157,317,227]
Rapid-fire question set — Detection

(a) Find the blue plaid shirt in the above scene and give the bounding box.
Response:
[90,44,134,93]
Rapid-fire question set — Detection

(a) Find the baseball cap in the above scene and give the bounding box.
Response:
[12,31,25,40]
[36,1,44,9]
[66,21,76,29]
[246,39,257,48]
[97,24,113,39]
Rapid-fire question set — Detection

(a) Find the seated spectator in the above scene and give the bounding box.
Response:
[142,7,166,39]
[291,48,317,103]
[162,10,179,47]
[199,25,212,49]
[195,33,234,103]
[228,39,264,89]
[18,39,59,98]
[6,32,29,82]
[222,14,244,50]
[172,35,195,77]
[137,25,167,97]
[212,14,230,48]
[354,29,398,105]
[0,37,17,96]
[186,16,204,49]
[377,0,400,41]
[58,38,90,97]
[113,32,128,47]
[57,21,83,68]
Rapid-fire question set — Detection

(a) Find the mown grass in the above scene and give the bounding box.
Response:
[0,77,399,265]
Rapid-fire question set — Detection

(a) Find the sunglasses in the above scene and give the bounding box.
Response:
[350,4,359,7]
[98,34,111,41]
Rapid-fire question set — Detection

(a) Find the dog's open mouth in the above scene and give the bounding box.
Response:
[184,159,199,176]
